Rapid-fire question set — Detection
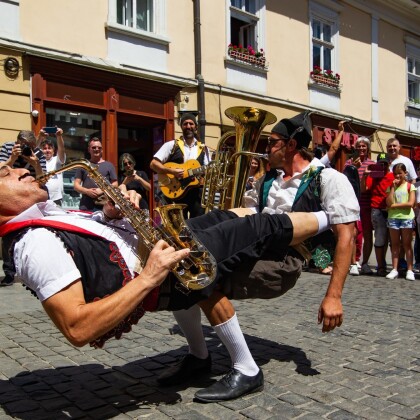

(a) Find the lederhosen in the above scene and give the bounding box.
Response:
[1,220,159,349]
[220,166,336,301]
[165,138,208,217]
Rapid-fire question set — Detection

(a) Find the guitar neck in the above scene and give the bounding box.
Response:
[188,166,206,177]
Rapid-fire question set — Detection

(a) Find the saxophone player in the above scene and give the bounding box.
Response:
[0,163,330,401]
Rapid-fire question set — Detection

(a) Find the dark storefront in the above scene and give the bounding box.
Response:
[29,56,182,209]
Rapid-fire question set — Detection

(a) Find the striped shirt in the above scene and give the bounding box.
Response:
[0,141,46,176]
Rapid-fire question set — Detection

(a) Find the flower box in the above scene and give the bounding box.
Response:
[228,49,266,68]
[311,74,340,88]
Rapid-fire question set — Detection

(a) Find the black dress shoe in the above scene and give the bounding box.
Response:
[194,368,264,402]
[157,354,211,386]
[0,275,14,287]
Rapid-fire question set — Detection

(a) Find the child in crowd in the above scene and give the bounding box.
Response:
[385,163,417,281]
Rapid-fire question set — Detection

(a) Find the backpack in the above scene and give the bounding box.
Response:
[343,164,361,199]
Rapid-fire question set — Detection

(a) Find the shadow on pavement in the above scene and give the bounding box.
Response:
[0,328,319,418]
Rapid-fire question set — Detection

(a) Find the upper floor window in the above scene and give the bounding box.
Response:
[230,0,260,50]
[117,0,153,31]
[408,54,420,106]
[309,3,339,76]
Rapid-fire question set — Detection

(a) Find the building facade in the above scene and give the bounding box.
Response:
[1,0,419,208]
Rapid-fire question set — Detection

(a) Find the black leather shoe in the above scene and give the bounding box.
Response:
[157,354,211,386]
[194,368,264,402]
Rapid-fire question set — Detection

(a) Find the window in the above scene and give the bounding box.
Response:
[408,54,420,106]
[230,0,260,50]
[309,3,339,75]
[116,0,153,31]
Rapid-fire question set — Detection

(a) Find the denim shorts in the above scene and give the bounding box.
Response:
[387,218,415,230]
[371,208,388,247]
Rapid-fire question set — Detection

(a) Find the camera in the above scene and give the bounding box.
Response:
[42,126,57,135]
[21,145,33,157]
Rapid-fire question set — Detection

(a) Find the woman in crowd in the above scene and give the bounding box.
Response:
[246,156,266,191]
[385,163,417,281]
[344,136,375,275]
[118,153,151,210]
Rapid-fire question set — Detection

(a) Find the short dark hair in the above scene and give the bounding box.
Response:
[88,137,102,147]
[17,130,36,144]
[40,138,55,149]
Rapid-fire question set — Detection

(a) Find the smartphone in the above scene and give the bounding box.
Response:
[351,149,360,160]
[124,169,134,176]
[368,163,386,178]
[42,126,57,135]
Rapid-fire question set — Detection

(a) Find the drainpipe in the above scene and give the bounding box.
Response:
[193,0,206,142]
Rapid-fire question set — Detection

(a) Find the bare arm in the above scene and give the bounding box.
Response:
[318,222,354,332]
[326,120,346,162]
[42,240,190,347]
[150,158,183,178]
[55,128,65,163]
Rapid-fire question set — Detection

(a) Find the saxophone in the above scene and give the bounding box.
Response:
[36,159,217,291]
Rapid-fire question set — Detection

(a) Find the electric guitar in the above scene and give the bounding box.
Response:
[158,160,206,199]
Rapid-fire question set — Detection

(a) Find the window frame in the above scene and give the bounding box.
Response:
[309,2,339,76]
[407,44,420,108]
[107,0,169,45]
[227,0,265,54]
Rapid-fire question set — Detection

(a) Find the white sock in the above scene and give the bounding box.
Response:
[313,210,330,234]
[172,306,209,359]
[213,313,259,376]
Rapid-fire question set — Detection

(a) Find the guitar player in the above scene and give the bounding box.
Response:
[150,113,210,218]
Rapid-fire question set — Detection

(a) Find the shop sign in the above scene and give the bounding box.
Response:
[320,127,358,149]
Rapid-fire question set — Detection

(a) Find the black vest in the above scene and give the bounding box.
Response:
[5,226,148,348]
[168,139,207,165]
[259,167,336,267]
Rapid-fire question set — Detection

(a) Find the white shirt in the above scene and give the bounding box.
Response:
[243,158,360,225]
[153,138,209,164]
[11,202,142,302]
[45,154,66,201]
[389,155,417,181]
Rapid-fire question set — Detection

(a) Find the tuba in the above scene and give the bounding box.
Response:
[201,106,276,212]
[37,159,217,292]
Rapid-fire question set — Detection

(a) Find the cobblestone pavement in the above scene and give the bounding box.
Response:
[0,269,419,420]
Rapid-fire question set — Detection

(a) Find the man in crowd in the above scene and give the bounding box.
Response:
[157,112,359,402]
[0,129,46,286]
[73,137,118,211]
[360,153,394,276]
[386,137,417,181]
[40,127,66,206]
[150,113,209,218]
[0,163,330,400]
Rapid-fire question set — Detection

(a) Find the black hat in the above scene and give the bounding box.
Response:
[271,111,312,149]
[376,153,389,164]
[180,113,197,127]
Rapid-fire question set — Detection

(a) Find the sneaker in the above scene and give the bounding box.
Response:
[356,262,362,270]
[0,275,14,287]
[413,263,420,273]
[386,269,399,279]
[360,263,373,275]
[406,270,415,281]
[349,265,359,276]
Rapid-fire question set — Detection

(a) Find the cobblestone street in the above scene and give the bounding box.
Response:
[0,269,419,419]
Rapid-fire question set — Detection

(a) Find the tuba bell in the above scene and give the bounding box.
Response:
[201,106,276,212]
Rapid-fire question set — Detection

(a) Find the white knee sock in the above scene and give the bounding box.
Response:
[313,210,330,234]
[172,306,209,359]
[213,313,259,376]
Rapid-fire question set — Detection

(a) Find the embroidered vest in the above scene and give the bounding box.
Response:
[168,137,207,165]
[259,166,336,267]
